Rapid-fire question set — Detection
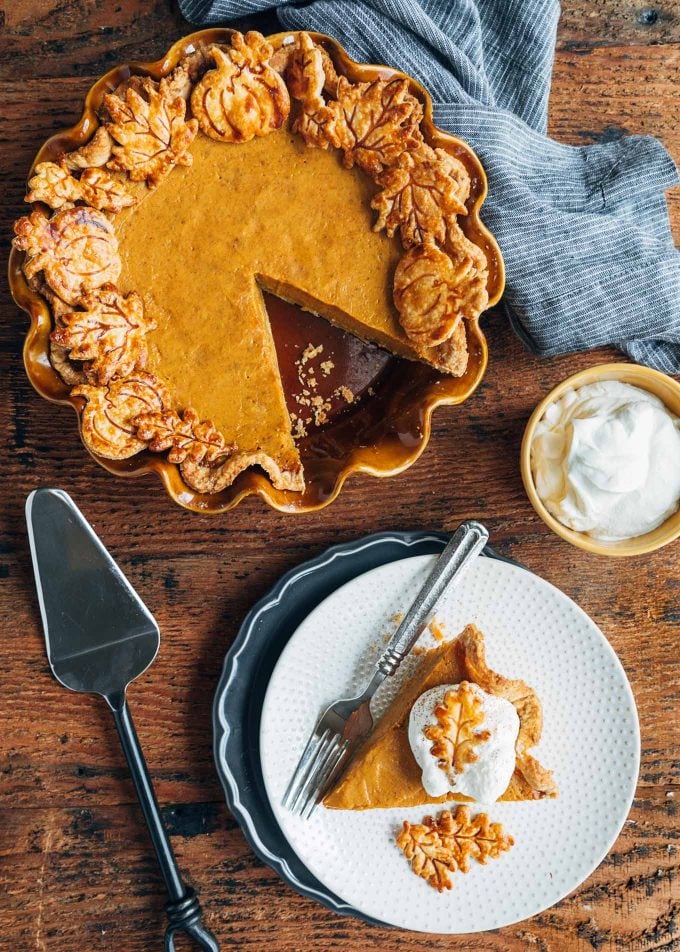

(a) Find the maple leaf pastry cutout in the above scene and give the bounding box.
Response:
[372,145,471,248]
[104,77,198,188]
[73,371,171,459]
[134,407,235,465]
[51,284,156,385]
[396,806,514,892]
[190,33,290,143]
[26,161,135,213]
[423,681,491,783]
[334,76,423,176]
[13,206,121,305]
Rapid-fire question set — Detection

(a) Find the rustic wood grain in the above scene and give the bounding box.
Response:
[0,2,678,950]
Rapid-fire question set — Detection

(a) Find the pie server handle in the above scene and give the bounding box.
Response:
[109,692,220,951]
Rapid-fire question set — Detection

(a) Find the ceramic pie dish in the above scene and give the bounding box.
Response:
[9,28,504,514]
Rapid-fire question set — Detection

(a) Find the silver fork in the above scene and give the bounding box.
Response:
[282,520,489,818]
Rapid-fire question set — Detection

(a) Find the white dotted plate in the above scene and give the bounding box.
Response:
[259,555,640,933]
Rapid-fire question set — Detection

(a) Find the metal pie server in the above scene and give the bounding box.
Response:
[25,488,219,952]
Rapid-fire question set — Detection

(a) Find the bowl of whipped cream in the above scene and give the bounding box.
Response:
[521,363,680,556]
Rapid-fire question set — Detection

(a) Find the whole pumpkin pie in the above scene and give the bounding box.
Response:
[12,30,501,498]
[325,624,558,810]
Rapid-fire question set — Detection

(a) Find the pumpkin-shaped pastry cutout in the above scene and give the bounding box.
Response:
[12,207,121,305]
[190,34,290,143]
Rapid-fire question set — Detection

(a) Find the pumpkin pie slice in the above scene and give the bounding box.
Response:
[324,624,557,810]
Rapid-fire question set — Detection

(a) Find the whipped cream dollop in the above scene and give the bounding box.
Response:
[531,380,680,542]
[408,683,519,803]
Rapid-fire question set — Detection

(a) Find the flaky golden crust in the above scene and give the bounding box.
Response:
[417,320,469,377]
[181,451,305,494]
[458,625,558,799]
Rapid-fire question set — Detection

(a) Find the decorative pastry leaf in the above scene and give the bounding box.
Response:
[181,451,305,494]
[26,162,83,208]
[25,161,135,213]
[79,167,136,213]
[134,407,234,464]
[396,806,514,892]
[13,206,121,305]
[104,77,198,187]
[423,681,491,782]
[190,34,290,143]
[288,33,341,150]
[62,127,113,170]
[51,284,154,385]
[335,76,423,176]
[72,371,171,460]
[372,145,471,247]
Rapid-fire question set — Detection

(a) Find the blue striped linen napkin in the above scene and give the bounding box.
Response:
[177,0,680,373]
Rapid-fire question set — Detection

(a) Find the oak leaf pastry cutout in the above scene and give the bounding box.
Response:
[396,806,514,892]
[190,35,290,143]
[26,162,82,208]
[334,76,423,176]
[12,206,121,305]
[104,77,198,188]
[51,284,155,385]
[134,407,235,465]
[372,146,471,248]
[73,371,171,459]
[26,161,135,213]
[424,682,491,783]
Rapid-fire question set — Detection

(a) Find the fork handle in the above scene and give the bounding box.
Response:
[374,521,489,678]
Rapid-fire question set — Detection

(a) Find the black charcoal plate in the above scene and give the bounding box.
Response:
[212,531,525,925]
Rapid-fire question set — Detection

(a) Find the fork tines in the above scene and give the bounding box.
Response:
[283,726,350,818]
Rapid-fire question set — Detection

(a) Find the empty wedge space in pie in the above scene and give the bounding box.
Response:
[12,30,502,500]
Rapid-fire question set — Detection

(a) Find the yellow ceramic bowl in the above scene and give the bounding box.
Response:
[521,363,680,557]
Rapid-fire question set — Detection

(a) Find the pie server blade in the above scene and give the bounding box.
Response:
[25,488,219,952]
[26,487,159,697]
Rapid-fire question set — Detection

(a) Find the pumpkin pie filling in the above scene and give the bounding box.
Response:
[114,128,405,469]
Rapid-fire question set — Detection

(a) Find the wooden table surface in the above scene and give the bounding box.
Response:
[1,2,678,949]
